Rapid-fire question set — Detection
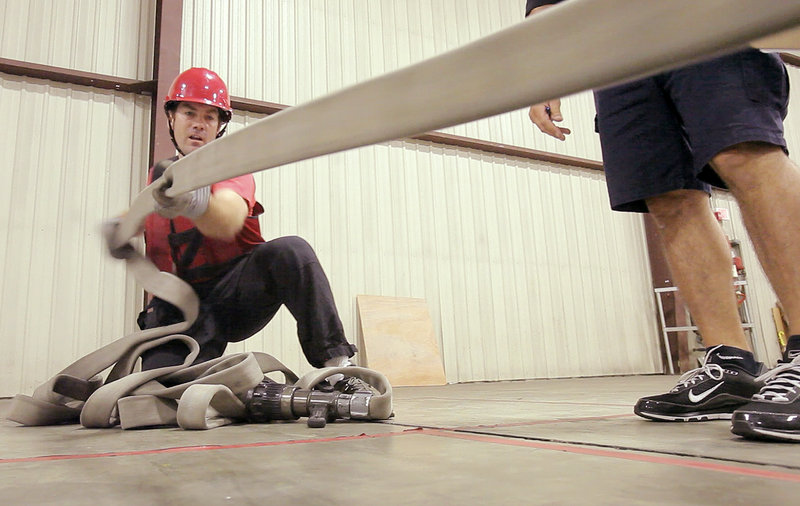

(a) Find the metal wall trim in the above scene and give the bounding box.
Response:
[0,57,155,95]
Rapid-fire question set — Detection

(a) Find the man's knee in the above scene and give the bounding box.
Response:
[646,189,709,226]
[254,235,318,268]
[711,142,784,182]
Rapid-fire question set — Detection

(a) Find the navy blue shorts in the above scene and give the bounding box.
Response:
[594,49,789,213]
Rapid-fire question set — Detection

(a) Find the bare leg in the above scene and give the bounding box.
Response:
[647,189,750,350]
[712,142,800,336]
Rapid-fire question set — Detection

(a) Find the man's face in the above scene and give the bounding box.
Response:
[169,102,221,154]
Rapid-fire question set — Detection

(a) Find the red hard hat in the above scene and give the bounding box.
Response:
[164,67,232,123]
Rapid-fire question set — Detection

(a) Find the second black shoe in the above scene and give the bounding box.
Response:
[731,335,800,442]
[634,344,763,421]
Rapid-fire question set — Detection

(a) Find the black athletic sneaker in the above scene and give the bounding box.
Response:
[333,375,376,395]
[731,335,800,442]
[634,345,763,421]
[318,365,376,395]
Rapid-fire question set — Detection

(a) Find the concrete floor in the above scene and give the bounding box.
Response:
[2,375,799,505]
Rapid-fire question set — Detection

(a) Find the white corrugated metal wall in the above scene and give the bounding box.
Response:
[0,0,153,78]
[0,0,154,396]
[179,0,660,382]
[225,117,660,382]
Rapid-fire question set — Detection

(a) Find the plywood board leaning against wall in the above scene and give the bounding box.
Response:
[356,295,447,386]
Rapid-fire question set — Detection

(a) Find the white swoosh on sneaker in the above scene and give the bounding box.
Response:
[688,382,724,403]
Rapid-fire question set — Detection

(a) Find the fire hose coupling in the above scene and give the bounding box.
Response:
[244,377,375,428]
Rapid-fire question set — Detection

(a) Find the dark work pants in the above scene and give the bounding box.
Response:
[138,236,356,370]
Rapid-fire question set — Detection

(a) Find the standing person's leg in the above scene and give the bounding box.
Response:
[594,66,764,422]
[646,189,749,350]
[672,48,793,335]
[712,144,800,441]
[712,144,800,336]
[635,49,792,425]
[634,189,764,421]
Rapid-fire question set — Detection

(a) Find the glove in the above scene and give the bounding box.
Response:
[153,182,211,220]
[102,217,136,260]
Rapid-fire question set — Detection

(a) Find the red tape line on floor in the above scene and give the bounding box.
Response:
[0,431,409,464]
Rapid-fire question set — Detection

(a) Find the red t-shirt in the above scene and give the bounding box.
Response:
[144,165,265,278]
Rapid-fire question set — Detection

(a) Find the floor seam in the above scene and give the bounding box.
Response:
[430,425,800,473]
